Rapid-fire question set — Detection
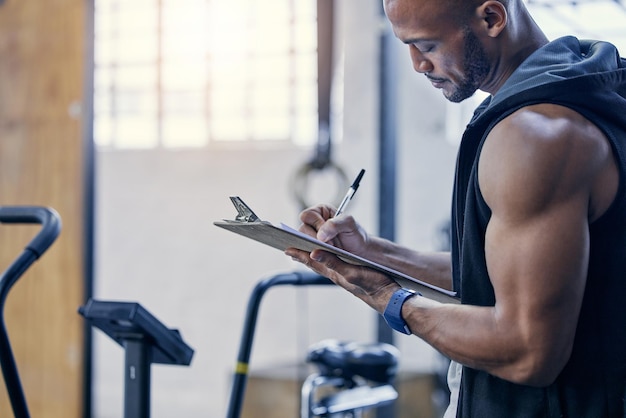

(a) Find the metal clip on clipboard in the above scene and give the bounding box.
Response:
[230,196,260,223]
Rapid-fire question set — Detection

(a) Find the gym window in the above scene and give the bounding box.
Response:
[93,0,318,149]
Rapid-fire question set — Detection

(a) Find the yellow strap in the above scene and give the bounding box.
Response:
[235,362,248,375]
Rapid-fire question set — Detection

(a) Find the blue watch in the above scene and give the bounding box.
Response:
[383,288,418,335]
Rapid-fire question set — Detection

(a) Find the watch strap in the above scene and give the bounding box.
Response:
[383,288,418,335]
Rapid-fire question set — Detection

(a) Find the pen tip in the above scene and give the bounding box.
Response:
[352,169,365,189]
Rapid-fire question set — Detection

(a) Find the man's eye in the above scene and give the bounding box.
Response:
[413,43,434,53]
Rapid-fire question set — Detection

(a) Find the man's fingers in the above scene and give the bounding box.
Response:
[298,223,319,238]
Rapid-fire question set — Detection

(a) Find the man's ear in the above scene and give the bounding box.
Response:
[477,1,507,37]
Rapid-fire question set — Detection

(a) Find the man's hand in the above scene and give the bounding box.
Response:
[285,244,399,313]
[287,204,399,312]
[296,204,371,258]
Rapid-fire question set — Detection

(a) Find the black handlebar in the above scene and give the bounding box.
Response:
[0,206,62,258]
[0,206,62,418]
[226,271,333,418]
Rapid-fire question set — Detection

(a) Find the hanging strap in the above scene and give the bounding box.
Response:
[313,0,334,169]
[291,0,348,210]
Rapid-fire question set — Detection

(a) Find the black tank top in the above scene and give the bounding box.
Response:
[451,37,626,417]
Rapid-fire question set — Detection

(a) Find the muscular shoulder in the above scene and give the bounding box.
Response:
[478,103,617,222]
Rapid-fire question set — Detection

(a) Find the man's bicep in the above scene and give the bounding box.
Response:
[483,197,589,380]
[485,203,588,324]
[477,107,597,378]
[480,106,593,322]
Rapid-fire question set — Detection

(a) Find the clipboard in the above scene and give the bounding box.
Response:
[214,196,459,304]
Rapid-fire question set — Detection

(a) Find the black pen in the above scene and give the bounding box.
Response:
[335,169,365,217]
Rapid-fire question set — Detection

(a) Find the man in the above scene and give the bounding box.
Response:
[286,0,626,416]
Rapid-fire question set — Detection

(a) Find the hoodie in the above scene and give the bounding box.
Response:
[451,36,626,417]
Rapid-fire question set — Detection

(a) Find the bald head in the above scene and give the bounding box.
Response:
[383,0,515,25]
[383,0,475,33]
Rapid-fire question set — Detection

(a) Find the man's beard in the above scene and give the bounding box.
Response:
[445,27,490,103]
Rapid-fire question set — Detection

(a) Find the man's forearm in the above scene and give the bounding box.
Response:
[365,237,453,291]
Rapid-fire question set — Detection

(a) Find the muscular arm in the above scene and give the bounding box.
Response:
[403,104,617,385]
[288,104,617,386]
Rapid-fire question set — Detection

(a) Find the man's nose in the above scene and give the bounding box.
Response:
[409,45,433,73]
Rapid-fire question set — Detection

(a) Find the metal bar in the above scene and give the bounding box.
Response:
[377,5,399,418]
[225,271,332,418]
[82,1,96,417]
[124,338,152,418]
[0,251,38,418]
[377,1,397,355]
[0,207,61,418]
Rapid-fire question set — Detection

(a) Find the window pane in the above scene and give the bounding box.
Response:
[116,117,158,149]
[162,116,208,148]
[94,0,319,148]
[212,117,248,142]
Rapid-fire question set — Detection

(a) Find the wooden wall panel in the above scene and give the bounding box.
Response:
[0,0,87,417]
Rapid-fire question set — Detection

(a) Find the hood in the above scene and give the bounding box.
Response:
[471,36,626,128]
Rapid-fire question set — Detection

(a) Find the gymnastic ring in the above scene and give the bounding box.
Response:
[290,161,349,211]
